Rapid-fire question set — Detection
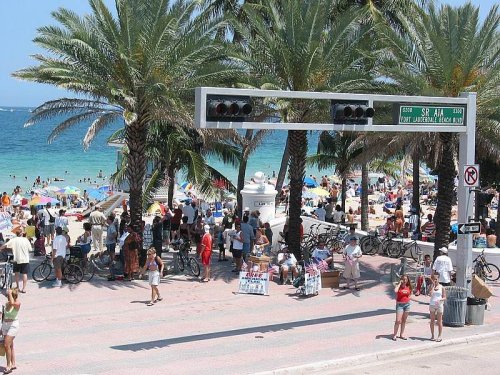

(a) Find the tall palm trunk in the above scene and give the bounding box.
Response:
[433,133,455,259]
[166,165,176,209]
[236,129,254,218]
[341,177,347,217]
[361,163,369,231]
[125,118,147,230]
[288,130,307,261]
[275,134,290,207]
[412,151,421,214]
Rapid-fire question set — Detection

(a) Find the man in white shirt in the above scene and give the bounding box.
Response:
[277,246,298,284]
[182,202,195,225]
[0,229,31,293]
[52,226,68,287]
[41,202,56,246]
[313,203,326,222]
[11,191,22,214]
[432,247,454,286]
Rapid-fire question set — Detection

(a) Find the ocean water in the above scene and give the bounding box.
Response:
[0,106,324,195]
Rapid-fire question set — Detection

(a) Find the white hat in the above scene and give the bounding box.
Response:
[244,207,250,211]
[204,225,210,232]
[439,247,448,254]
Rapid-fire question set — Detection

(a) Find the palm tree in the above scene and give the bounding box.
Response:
[13,0,229,228]
[231,0,375,260]
[110,123,239,209]
[379,3,500,257]
[308,132,363,215]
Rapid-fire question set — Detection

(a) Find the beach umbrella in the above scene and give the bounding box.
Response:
[45,185,62,192]
[59,186,81,195]
[308,187,330,197]
[28,195,59,206]
[302,191,318,199]
[147,202,164,215]
[303,176,318,187]
[87,189,108,201]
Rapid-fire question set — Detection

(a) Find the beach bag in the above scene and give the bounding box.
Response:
[34,237,46,256]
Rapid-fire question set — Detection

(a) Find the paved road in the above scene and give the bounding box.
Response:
[330,336,500,375]
[7,252,500,375]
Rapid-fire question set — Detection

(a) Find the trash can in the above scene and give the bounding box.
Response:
[466,297,486,325]
[443,286,468,327]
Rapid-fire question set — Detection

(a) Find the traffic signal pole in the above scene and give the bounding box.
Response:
[455,92,477,289]
[195,87,477,291]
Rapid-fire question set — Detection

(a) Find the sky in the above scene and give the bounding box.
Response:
[0,0,497,107]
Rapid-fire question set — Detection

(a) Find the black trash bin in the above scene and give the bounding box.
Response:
[466,297,486,325]
[443,286,467,327]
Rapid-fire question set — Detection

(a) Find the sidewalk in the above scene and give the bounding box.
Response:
[12,253,500,374]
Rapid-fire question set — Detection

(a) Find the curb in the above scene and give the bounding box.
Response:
[252,330,500,375]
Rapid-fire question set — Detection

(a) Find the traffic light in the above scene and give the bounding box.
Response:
[206,95,253,121]
[475,192,494,220]
[331,100,374,125]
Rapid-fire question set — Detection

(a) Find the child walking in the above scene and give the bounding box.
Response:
[140,248,164,306]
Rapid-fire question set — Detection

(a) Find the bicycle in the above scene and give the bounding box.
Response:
[473,250,500,282]
[171,239,200,277]
[32,254,84,284]
[0,254,14,290]
[401,238,423,262]
[360,229,401,258]
[68,246,95,282]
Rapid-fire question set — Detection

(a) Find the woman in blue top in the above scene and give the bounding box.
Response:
[139,248,164,306]
[2,288,20,374]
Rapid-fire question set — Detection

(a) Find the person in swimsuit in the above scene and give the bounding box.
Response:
[139,248,164,306]
[2,288,20,373]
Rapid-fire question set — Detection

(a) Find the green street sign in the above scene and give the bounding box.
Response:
[394,105,466,125]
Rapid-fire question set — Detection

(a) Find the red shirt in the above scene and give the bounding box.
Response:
[201,233,212,253]
[171,208,182,224]
[396,286,411,303]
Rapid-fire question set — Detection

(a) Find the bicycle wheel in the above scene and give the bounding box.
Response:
[386,241,402,258]
[0,271,5,289]
[188,258,200,277]
[64,264,84,284]
[405,242,422,262]
[483,263,500,282]
[45,264,57,281]
[361,237,379,255]
[32,263,52,282]
[6,272,13,289]
[178,253,185,272]
[81,260,95,282]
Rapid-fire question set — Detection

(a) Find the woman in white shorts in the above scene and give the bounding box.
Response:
[429,275,446,342]
[2,288,20,374]
[139,248,164,306]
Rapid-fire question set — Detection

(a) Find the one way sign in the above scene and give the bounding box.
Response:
[458,222,481,234]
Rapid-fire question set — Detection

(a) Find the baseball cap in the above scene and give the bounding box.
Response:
[349,236,358,241]
[439,247,448,254]
[244,207,250,211]
[204,225,210,232]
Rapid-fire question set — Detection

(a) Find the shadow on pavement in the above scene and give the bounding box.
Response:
[111,308,394,351]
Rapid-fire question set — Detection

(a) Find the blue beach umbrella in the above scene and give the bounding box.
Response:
[88,189,107,201]
[303,177,318,188]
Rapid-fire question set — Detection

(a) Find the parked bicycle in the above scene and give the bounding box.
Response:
[171,239,200,277]
[32,254,84,284]
[360,229,401,258]
[473,250,499,282]
[68,246,95,282]
[0,254,14,290]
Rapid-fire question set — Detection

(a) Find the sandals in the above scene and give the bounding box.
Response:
[399,336,408,340]
[436,338,442,342]
[147,302,154,306]
[3,369,12,374]
[391,336,397,341]
[156,297,163,302]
